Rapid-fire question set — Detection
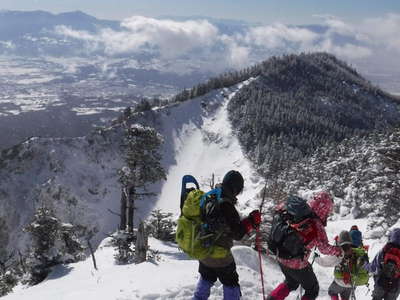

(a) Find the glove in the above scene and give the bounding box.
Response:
[249,210,261,228]
[241,218,254,234]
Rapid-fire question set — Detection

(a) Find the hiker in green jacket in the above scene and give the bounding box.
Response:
[315,230,369,300]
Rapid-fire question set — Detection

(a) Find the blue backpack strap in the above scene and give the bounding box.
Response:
[200,187,222,209]
[199,187,224,247]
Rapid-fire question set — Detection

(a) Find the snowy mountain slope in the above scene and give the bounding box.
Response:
[0,79,262,255]
[154,78,262,215]
[0,130,125,251]
[3,218,387,300]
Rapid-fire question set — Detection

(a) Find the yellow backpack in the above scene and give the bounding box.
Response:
[176,178,229,260]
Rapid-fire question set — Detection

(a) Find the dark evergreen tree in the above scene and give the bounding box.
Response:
[23,207,86,285]
[110,231,135,264]
[0,218,18,297]
[116,124,166,263]
[146,209,176,242]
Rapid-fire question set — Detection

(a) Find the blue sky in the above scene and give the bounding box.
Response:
[1,0,399,23]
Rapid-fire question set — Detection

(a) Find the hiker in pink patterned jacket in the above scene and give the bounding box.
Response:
[267,191,343,300]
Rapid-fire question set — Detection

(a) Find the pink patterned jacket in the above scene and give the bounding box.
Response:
[277,192,343,269]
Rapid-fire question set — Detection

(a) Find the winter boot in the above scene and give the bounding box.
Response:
[330,296,339,300]
[267,283,290,300]
[223,285,241,300]
[193,277,214,300]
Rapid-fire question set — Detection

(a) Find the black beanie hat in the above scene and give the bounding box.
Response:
[338,230,353,246]
[222,170,244,196]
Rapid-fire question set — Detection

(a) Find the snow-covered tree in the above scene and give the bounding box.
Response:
[115,124,166,263]
[0,271,18,297]
[23,207,86,284]
[0,217,18,297]
[146,209,176,242]
[0,217,10,273]
[110,231,135,264]
[118,124,166,232]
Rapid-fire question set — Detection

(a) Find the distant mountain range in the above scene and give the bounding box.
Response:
[0,10,398,150]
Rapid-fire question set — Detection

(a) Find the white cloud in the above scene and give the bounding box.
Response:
[56,16,219,58]
[244,23,318,49]
[221,35,250,68]
[54,14,400,72]
[361,13,400,52]
[319,15,356,36]
[316,39,372,60]
[0,40,15,49]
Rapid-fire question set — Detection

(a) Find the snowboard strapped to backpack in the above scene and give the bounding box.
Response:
[176,175,229,260]
[267,195,317,259]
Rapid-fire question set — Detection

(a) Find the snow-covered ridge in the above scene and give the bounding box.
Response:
[0,78,261,254]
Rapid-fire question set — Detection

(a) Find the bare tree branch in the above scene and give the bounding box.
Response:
[259,182,268,214]
[107,209,121,217]
[18,250,26,273]
[136,192,156,196]
[86,238,98,271]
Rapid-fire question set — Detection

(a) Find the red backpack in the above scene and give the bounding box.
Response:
[382,244,400,279]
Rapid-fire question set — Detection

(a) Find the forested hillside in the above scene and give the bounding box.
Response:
[266,127,400,232]
[226,53,400,175]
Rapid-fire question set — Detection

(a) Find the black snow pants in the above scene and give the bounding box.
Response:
[198,261,240,287]
[279,262,319,299]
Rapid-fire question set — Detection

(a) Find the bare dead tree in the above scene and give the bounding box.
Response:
[18,250,26,273]
[120,187,127,231]
[127,186,135,233]
[86,238,97,270]
[210,173,215,189]
[135,221,148,263]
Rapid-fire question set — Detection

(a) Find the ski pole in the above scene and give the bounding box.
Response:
[255,226,266,300]
[345,258,356,300]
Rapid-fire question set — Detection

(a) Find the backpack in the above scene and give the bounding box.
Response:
[349,229,363,248]
[175,175,229,260]
[376,244,400,290]
[382,244,400,277]
[334,247,370,286]
[267,195,316,259]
